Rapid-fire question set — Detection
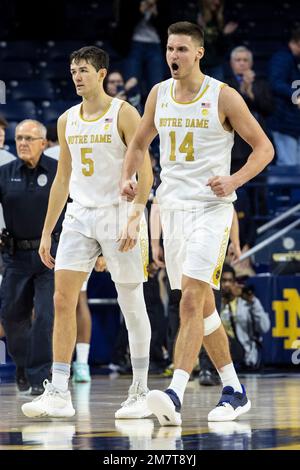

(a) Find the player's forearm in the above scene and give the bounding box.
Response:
[127,154,153,225]
[230,210,239,246]
[134,153,154,208]
[122,138,148,180]
[232,142,274,189]
[42,178,69,236]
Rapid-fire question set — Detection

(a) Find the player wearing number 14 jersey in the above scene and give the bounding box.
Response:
[121,22,274,425]
[22,46,154,420]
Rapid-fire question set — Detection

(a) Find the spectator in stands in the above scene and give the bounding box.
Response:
[0,119,64,395]
[0,116,16,166]
[105,70,142,113]
[227,46,274,173]
[113,0,167,101]
[44,124,60,160]
[269,28,300,166]
[196,0,238,80]
[220,264,270,370]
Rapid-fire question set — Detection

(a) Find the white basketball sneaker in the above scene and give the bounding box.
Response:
[115,382,152,419]
[21,380,75,418]
[146,389,182,426]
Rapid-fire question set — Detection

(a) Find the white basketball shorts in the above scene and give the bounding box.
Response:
[55,201,148,284]
[160,202,233,290]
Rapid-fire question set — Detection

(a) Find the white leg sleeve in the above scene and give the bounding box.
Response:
[115,283,151,360]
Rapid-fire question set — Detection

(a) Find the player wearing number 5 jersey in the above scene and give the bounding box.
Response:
[121,22,274,425]
[22,46,154,420]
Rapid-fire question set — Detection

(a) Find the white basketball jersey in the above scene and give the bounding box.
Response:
[65,98,126,207]
[154,76,236,208]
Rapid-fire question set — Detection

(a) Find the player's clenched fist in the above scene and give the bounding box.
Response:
[207,175,237,197]
[120,179,137,202]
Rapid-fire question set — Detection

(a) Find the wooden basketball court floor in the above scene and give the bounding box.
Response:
[0,374,299,451]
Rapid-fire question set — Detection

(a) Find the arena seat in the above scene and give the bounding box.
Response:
[0,60,33,80]
[41,100,78,123]
[0,41,42,61]
[10,79,55,102]
[2,101,37,121]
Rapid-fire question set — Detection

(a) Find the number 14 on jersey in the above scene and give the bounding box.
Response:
[169,131,195,162]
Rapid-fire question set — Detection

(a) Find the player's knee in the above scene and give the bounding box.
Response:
[54,290,74,315]
[181,281,206,308]
[180,289,201,321]
[204,309,221,336]
[116,282,150,331]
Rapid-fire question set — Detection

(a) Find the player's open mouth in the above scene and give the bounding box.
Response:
[171,63,179,71]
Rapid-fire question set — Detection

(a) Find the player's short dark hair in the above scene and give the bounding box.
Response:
[222,264,236,279]
[291,28,300,42]
[70,46,109,72]
[0,114,8,129]
[168,21,204,47]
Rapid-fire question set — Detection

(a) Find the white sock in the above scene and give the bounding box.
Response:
[169,369,190,404]
[217,363,243,393]
[76,343,90,364]
[52,362,70,392]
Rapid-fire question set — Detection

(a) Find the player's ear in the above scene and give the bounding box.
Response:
[99,68,107,81]
[197,47,205,61]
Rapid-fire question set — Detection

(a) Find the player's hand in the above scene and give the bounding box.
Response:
[147,261,159,278]
[118,215,140,252]
[151,243,165,268]
[228,241,241,264]
[120,179,137,202]
[207,175,237,197]
[39,232,55,269]
[94,255,107,272]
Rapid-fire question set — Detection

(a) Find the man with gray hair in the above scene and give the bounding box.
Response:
[0,119,64,395]
[227,45,273,172]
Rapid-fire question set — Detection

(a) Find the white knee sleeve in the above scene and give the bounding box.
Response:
[115,282,151,359]
[204,309,221,336]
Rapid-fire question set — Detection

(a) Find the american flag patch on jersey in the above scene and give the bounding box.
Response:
[200,102,211,108]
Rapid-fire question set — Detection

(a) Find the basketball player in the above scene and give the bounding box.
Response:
[120,22,274,425]
[22,46,153,419]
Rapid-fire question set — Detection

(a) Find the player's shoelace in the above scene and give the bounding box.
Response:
[32,380,60,402]
[121,392,147,407]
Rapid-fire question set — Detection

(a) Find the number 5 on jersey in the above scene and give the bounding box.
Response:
[81,148,94,176]
[169,131,195,162]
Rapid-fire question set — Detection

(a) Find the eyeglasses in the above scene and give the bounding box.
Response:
[15,135,44,143]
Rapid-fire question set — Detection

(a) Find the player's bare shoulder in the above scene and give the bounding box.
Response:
[118,100,141,123]
[57,110,69,130]
[146,83,160,111]
[117,101,141,146]
[219,85,247,117]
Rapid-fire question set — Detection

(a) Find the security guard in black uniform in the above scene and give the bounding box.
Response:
[0,119,64,395]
